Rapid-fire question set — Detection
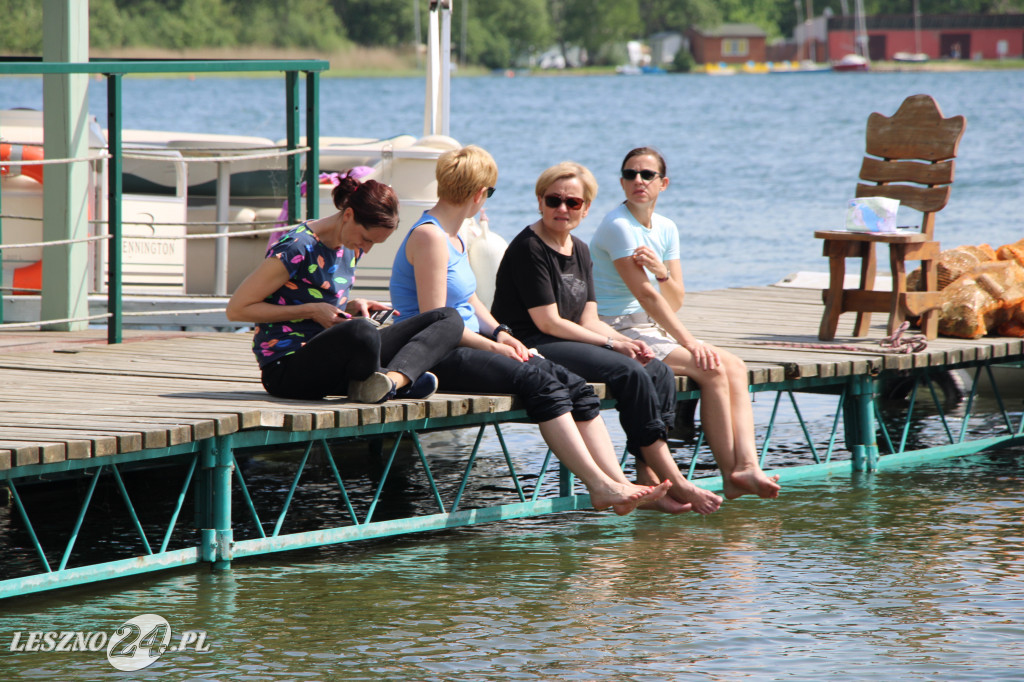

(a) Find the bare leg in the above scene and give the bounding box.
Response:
[577,416,692,514]
[538,414,671,515]
[663,347,780,500]
[640,439,723,514]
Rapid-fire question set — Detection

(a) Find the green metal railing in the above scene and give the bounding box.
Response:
[0,57,328,341]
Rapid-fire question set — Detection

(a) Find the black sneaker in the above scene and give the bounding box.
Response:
[396,372,438,400]
[347,372,396,403]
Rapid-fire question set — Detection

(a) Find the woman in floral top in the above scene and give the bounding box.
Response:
[227,174,463,403]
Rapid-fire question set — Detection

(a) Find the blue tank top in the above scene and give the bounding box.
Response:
[389,212,480,332]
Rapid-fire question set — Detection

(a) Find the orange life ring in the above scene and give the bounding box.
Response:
[0,143,44,184]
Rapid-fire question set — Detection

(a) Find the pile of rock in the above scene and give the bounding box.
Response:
[909,239,1024,339]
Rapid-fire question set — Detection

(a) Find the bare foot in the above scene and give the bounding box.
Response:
[591,480,672,516]
[639,495,694,514]
[668,480,723,515]
[724,468,781,500]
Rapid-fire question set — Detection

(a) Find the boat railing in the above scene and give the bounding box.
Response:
[0,56,329,341]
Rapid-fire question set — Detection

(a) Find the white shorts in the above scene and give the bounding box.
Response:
[599,311,681,361]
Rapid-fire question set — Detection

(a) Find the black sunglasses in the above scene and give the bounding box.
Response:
[543,194,585,210]
[621,169,661,182]
[485,186,496,198]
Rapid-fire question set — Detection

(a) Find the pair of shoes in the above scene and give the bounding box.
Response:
[347,372,396,404]
[396,372,438,400]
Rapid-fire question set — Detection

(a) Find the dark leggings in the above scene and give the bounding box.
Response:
[530,338,676,458]
[261,307,464,400]
[430,347,601,424]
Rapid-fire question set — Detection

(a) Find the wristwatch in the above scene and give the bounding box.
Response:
[492,324,513,340]
[603,337,615,350]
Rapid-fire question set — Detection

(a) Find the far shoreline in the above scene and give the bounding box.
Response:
[9,46,1019,78]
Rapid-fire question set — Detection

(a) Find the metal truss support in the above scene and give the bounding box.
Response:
[845,375,880,472]
[198,435,234,571]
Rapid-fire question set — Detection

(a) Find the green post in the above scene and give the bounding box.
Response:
[559,466,574,498]
[199,436,234,571]
[40,0,90,332]
[285,71,301,224]
[305,70,320,220]
[1,177,5,323]
[846,375,880,471]
[106,74,123,343]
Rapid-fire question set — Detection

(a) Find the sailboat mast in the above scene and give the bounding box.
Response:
[424,0,452,138]
[855,0,868,58]
[913,0,922,54]
[805,0,816,62]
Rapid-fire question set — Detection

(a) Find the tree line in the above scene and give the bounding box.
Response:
[2,0,1021,68]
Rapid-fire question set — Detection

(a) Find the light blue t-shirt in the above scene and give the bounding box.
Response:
[590,203,680,316]
[389,212,481,333]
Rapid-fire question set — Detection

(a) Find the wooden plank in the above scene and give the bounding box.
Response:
[0,429,115,458]
[0,441,46,468]
[2,284,1021,479]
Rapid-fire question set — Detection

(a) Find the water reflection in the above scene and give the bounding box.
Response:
[1,451,1021,680]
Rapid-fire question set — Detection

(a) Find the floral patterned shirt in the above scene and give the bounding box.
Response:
[251,223,358,367]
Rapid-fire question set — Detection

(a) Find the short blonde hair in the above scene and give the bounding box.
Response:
[535,162,598,203]
[435,145,498,204]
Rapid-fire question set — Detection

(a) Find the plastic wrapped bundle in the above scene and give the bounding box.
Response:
[995,302,1024,337]
[938,261,1024,338]
[937,244,997,289]
[996,238,1024,269]
[908,244,996,292]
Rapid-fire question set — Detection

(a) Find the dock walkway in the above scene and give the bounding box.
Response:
[2,285,1022,599]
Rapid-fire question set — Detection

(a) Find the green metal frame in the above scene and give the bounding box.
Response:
[0,58,328,338]
[1,357,1022,600]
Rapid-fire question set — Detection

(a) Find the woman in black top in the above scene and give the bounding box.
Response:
[492,162,723,514]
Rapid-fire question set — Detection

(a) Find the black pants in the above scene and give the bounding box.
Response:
[261,307,464,400]
[530,338,676,458]
[430,347,601,424]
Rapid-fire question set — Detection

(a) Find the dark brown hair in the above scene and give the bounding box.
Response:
[621,147,667,177]
[332,174,400,231]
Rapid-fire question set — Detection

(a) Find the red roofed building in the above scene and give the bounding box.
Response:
[687,24,767,64]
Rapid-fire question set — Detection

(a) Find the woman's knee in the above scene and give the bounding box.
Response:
[513,361,575,422]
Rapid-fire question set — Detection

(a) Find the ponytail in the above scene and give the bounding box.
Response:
[331,172,399,231]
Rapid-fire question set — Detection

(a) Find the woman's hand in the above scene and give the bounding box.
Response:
[345,298,390,318]
[686,339,721,370]
[494,331,531,362]
[310,301,352,329]
[632,245,669,281]
[631,338,656,364]
[609,338,651,363]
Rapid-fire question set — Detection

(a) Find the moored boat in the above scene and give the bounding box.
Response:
[832,53,870,72]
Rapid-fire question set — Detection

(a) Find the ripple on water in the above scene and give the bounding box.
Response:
[1,455,1022,680]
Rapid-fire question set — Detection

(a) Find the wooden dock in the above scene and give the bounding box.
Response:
[2,284,1022,599]
[2,285,1021,469]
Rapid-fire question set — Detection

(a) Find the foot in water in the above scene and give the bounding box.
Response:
[723,468,781,500]
[591,480,672,516]
[668,479,723,515]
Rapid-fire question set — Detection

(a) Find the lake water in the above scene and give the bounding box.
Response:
[2,70,1024,680]
[2,69,1022,290]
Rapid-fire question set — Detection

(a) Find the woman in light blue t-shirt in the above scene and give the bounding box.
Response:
[590,147,781,502]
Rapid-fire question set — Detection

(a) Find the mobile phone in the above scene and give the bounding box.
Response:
[369,308,395,326]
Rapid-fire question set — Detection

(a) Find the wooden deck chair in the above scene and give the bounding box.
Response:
[815,94,966,340]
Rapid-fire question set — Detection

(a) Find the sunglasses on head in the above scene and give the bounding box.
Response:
[484,186,496,198]
[543,194,585,210]
[621,169,661,182]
